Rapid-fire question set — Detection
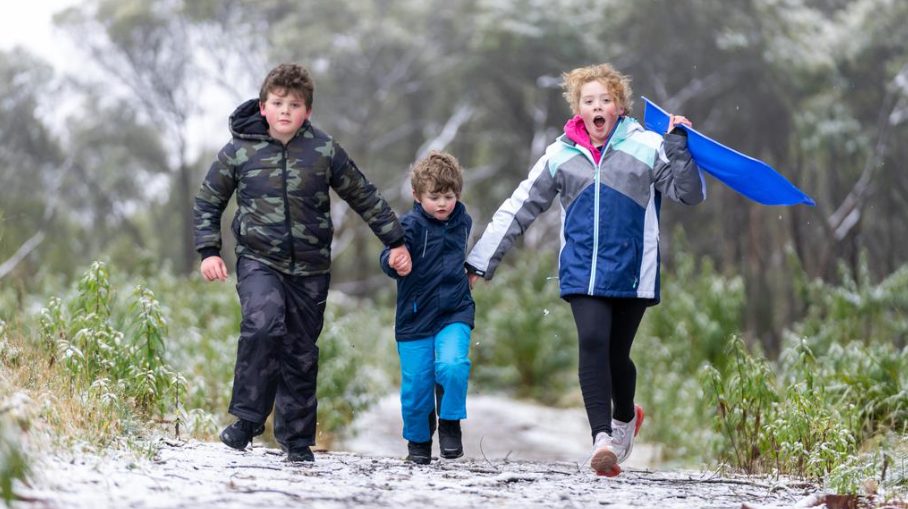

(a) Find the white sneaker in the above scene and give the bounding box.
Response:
[611,404,645,464]
[590,432,618,475]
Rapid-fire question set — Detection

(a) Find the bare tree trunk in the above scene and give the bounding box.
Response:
[744,207,780,356]
[178,163,196,275]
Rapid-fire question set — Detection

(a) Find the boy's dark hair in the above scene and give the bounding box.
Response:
[259,63,314,109]
[411,150,463,197]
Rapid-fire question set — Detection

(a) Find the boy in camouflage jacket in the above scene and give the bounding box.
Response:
[193,63,412,462]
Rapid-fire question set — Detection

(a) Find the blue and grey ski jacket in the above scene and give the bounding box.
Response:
[466,115,705,303]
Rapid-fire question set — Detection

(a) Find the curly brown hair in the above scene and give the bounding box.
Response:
[561,63,633,116]
[259,63,315,109]
[411,150,463,197]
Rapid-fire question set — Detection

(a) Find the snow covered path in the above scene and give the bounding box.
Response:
[18,440,818,509]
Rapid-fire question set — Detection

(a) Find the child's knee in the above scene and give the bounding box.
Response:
[241,310,286,338]
[436,358,471,382]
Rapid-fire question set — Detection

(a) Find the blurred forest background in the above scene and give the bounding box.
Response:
[2,0,907,349]
[1,0,907,500]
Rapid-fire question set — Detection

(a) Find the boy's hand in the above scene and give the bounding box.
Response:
[388,245,412,276]
[200,256,229,281]
[468,273,481,289]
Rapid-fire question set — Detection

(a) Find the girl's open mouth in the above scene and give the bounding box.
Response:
[593,116,606,128]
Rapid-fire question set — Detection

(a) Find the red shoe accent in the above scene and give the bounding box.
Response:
[633,405,645,436]
[597,465,622,477]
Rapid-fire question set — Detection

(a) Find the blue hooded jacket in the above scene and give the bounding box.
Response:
[380,201,475,340]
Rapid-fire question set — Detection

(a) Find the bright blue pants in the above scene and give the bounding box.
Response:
[397,322,471,443]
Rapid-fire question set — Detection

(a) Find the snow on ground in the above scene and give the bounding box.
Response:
[338,394,660,467]
[19,441,818,509]
[14,394,821,508]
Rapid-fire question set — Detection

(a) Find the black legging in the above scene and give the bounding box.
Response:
[568,295,648,439]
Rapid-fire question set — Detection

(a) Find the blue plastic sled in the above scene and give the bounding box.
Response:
[643,97,815,206]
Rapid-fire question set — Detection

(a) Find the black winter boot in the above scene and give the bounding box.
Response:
[219,419,265,450]
[287,445,315,463]
[438,419,463,459]
[435,384,463,459]
[406,440,432,464]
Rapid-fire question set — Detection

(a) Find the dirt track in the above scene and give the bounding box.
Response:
[17,440,821,509]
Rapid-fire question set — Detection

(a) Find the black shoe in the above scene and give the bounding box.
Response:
[287,446,315,463]
[438,419,463,459]
[219,419,265,450]
[406,441,432,465]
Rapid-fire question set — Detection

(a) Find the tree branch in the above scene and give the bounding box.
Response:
[0,158,72,279]
[826,63,907,241]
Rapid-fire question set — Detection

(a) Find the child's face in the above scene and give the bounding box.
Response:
[259,88,311,144]
[414,188,458,221]
[578,80,624,147]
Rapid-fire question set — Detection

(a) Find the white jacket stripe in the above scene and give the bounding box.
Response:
[466,155,554,275]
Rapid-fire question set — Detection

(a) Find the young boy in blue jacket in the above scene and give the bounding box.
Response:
[380,150,475,464]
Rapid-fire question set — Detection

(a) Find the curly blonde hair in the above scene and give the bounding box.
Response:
[411,150,463,197]
[561,63,633,116]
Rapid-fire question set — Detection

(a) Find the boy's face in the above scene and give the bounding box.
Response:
[578,80,624,147]
[414,188,458,221]
[259,88,310,144]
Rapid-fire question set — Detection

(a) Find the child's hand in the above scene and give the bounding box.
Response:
[667,114,692,133]
[468,273,481,289]
[388,245,412,276]
[200,256,228,281]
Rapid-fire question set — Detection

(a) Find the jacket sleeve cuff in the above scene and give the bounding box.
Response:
[387,239,405,248]
[668,127,688,138]
[465,263,486,277]
[199,247,220,260]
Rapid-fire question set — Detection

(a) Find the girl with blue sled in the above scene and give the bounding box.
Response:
[466,63,704,477]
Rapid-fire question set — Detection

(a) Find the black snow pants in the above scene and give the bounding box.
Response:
[229,256,329,450]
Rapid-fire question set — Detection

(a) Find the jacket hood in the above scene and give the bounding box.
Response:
[228,98,311,141]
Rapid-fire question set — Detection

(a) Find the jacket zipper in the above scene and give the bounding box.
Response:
[589,157,601,295]
[280,146,297,272]
[583,125,619,295]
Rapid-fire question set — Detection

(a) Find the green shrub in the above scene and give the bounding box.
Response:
[701,336,779,473]
[825,434,908,501]
[633,244,744,462]
[764,340,857,478]
[41,262,185,420]
[315,303,396,444]
[703,330,907,490]
[791,256,908,355]
[470,252,576,405]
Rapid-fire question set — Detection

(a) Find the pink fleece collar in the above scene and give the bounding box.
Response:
[563,115,602,164]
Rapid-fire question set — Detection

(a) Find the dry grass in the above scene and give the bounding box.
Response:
[2,323,136,451]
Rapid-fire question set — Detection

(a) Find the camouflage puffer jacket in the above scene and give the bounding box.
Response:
[192,99,404,276]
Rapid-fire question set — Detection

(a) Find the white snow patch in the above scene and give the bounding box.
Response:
[17,440,819,509]
[338,393,659,467]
